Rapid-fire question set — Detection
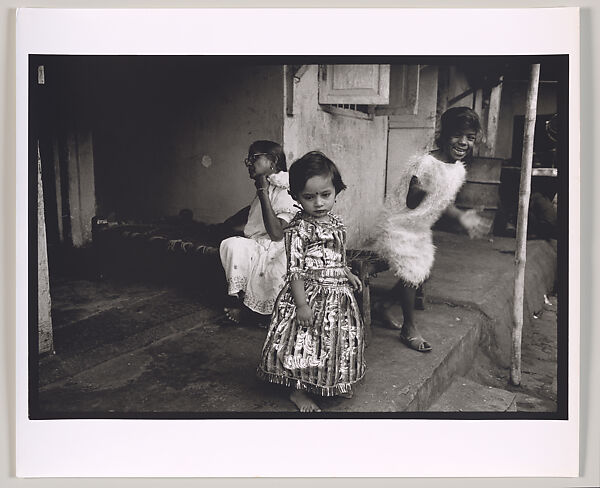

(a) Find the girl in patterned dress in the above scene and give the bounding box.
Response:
[374,107,488,352]
[257,151,365,412]
[219,141,297,325]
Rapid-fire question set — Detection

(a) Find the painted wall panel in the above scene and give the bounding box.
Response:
[284,65,388,248]
[385,66,438,200]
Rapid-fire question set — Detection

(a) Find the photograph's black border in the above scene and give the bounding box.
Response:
[27,54,569,420]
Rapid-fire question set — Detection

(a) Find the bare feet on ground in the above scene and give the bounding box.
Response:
[290,390,321,412]
[224,307,242,324]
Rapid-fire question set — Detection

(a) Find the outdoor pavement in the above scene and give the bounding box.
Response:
[35,231,558,417]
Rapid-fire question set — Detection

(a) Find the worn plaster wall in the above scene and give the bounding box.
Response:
[41,57,284,228]
[65,129,96,247]
[283,65,388,248]
[385,66,439,198]
[89,59,284,223]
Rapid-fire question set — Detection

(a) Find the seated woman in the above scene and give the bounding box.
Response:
[219,140,297,326]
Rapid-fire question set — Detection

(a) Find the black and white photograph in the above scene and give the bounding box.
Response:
[15,7,583,479]
[28,55,567,419]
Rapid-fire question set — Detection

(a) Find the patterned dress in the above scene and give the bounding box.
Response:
[373,153,467,287]
[257,212,366,396]
[219,171,297,315]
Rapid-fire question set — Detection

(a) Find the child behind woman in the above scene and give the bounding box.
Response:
[257,151,364,412]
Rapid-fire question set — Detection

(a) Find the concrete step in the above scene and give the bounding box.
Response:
[39,282,223,388]
[288,300,485,413]
[37,298,483,414]
[35,230,557,415]
[427,376,517,412]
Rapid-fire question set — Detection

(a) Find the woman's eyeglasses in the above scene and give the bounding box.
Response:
[243,153,268,166]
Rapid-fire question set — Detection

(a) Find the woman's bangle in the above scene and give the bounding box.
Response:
[257,187,268,192]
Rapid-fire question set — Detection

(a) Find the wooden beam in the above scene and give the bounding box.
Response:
[285,65,294,116]
[480,78,503,157]
[510,64,541,386]
[447,87,476,107]
[293,64,310,81]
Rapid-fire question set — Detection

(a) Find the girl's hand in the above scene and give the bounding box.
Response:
[296,304,314,328]
[346,271,363,293]
[459,209,489,239]
[254,174,269,191]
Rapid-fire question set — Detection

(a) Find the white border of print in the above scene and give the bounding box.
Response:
[16,8,580,478]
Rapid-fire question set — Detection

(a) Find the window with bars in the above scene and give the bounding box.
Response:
[317,65,420,120]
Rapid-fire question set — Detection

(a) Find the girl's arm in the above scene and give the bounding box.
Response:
[445,204,488,238]
[255,175,285,241]
[444,203,463,220]
[344,267,363,293]
[290,279,313,327]
[406,176,426,209]
[286,220,312,326]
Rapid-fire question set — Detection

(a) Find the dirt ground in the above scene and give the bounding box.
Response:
[466,294,558,412]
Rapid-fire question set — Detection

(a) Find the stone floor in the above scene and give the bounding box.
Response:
[34,232,559,417]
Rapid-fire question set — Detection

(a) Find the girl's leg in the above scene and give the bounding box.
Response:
[379,280,407,329]
[398,281,432,352]
[415,281,426,310]
[398,283,417,336]
[290,389,321,412]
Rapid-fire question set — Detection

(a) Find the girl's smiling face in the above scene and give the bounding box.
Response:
[442,128,478,162]
[297,174,336,220]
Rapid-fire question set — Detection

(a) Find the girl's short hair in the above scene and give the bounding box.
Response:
[436,106,482,147]
[289,151,347,197]
[248,140,287,172]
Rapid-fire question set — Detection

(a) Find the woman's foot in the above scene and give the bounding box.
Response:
[340,390,354,399]
[290,390,321,412]
[224,306,242,324]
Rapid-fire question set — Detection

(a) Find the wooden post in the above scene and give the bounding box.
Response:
[480,79,503,158]
[37,142,54,354]
[510,64,540,386]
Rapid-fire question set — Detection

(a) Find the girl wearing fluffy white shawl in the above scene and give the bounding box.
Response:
[375,107,487,352]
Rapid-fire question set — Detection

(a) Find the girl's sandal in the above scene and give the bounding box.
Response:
[399,333,432,353]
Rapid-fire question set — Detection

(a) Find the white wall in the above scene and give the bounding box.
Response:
[385,66,439,199]
[283,65,388,248]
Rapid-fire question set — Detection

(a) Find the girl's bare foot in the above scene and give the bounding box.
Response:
[290,390,321,412]
[224,307,242,324]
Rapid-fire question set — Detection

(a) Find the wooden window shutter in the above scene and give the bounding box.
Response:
[318,64,390,105]
[375,65,420,116]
